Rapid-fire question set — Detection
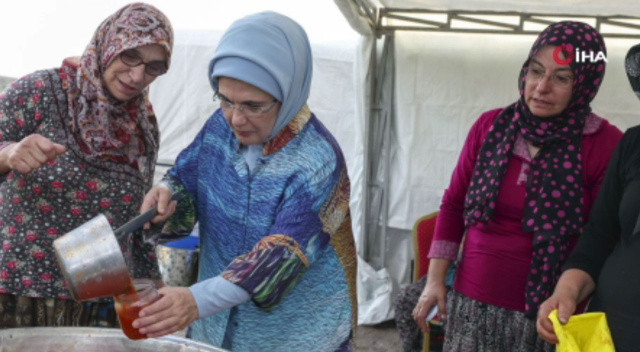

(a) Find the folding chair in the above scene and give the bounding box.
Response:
[411,212,441,352]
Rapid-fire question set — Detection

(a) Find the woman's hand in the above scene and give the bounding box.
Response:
[2,134,66,174]
[133,286,199,338]
[140,183,176,229]
[536,290,577,344]
[412,280,447,333]
[536,269,594,344]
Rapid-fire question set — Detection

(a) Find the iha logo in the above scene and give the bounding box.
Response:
[553,44,607,64]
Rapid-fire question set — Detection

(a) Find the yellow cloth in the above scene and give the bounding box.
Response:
[548,310,615,352]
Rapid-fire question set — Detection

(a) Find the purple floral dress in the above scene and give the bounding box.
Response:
[0,69,160,300]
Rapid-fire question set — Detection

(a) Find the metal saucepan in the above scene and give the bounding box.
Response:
[53,205,166,301]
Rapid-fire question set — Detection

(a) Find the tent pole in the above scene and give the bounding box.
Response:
[360,35,376,261]
[364,33,394,269]
[379,34,394,268]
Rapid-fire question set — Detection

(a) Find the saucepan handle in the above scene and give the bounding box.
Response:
[114,193,178,239]
[114,206,158,239]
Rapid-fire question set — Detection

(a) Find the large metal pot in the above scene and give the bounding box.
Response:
[0,327,228,352]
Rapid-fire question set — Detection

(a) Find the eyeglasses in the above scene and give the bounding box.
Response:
[119,49,168,77]
[214,93,278,119]
[526,65,574,89]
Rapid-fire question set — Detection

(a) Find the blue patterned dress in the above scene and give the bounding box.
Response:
[161,105,357,351]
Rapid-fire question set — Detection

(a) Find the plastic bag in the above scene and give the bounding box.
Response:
[548,309,615,352]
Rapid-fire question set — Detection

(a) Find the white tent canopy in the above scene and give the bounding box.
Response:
[336,0,640,324]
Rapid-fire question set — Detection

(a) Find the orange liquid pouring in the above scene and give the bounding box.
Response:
[114,278,149,340]
[117,278,136,296]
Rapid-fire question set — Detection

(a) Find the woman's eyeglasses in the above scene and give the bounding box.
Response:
[119,49,168,77]
[213,93,278,118]
[526,65,574,89]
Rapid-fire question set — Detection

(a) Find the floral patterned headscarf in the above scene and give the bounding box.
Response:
[59,2,173,181]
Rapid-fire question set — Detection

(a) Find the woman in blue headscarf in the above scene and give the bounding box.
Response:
[133,12,357,352]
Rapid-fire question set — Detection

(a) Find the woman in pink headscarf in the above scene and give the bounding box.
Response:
[0,2,173,327]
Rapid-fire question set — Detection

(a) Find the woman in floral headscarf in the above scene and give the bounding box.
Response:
[0,2,173,327]
[537,43,640,352]
[408,21,622,351]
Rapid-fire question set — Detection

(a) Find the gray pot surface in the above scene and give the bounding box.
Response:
[0,327,228,352]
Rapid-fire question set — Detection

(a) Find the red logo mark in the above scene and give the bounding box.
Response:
[553,45,574,65]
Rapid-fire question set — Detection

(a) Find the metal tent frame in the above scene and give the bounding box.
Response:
[349,1,640,38]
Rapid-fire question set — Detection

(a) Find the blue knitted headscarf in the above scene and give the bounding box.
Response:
[208,11,313,142]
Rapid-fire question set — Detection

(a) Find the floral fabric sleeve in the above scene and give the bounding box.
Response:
[428,240,460,260]
[156,123,206,237]
[0,73,49,182]
[159,175,197,236]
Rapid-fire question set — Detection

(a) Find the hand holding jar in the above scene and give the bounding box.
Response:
[114,279,160,340]
[132,286,199,338]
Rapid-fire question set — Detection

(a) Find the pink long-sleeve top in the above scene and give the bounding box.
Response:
[428,108,622,312]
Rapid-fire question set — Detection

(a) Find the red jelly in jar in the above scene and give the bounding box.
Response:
[114,279,159,340]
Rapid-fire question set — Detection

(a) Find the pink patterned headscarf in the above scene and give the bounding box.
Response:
[59,2,173,180]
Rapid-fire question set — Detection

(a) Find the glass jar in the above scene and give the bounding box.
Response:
[114,278,159,340]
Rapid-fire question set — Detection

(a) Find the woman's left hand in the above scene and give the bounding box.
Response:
[412,281,446,333]
[133,286,199,338]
